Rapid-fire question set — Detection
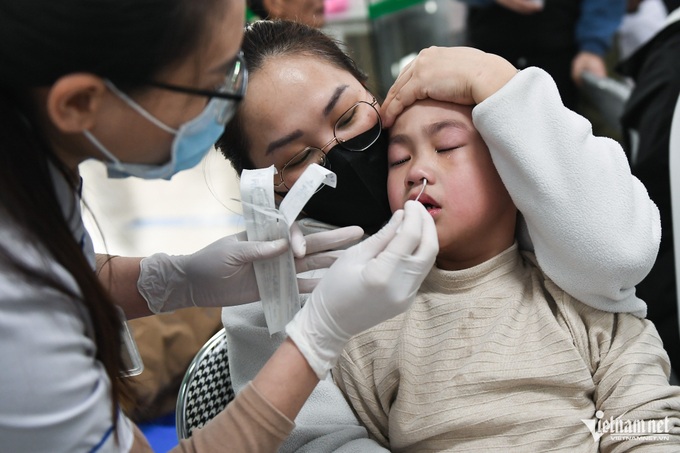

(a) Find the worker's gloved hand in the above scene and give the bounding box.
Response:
[138,224,364,313]
[286,201,438,379]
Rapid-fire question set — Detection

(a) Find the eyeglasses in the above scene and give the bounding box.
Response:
[147,52,248,125]
[274,96,382,192]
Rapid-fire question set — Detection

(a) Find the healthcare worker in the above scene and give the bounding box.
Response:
[0,1,438,451]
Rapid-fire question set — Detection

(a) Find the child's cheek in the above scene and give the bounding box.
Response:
[386,174,403,213]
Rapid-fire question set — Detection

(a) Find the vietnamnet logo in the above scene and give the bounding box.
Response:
[581,410,671,442]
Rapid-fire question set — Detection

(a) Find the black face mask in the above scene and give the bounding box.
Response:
[300,131,392,234]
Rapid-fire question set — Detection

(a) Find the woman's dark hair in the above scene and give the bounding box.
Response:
[217,20,368,175]
[0,0,224,428]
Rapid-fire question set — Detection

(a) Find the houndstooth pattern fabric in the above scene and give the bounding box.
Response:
[184,333,235,437]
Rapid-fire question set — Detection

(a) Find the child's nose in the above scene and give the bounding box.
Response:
[405,157,434,188]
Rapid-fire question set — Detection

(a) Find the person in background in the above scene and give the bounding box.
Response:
[617,0,668,62]
[247,0,325,27]
[0,1,438,451]
[215,20,661,451]
[618,6,680,372]
[460,0,627,111]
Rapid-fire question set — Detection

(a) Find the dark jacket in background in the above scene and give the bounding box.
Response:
[618,15,680,370]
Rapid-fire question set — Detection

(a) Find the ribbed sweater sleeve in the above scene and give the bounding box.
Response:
[550,278,680,452]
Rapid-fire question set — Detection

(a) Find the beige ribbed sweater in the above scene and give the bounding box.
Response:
[334,245,680,452]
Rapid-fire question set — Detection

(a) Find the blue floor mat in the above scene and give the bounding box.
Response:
[138,412,178,452]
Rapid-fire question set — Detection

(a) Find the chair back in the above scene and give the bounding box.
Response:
[176,328,235,439]
[580,71,632,136]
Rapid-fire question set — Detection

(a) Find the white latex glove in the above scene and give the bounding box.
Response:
[138,224,364,313]
[286,200,438,379]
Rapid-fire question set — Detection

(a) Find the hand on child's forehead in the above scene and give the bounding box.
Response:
[390,100,475,137]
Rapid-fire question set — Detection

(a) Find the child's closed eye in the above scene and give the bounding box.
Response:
[435,145,462,153]
[389,156,410,167]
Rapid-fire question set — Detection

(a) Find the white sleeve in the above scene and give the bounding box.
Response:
[472,67,660,318]
[0,236,134,452]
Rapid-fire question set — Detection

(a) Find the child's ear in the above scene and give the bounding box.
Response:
[46,74,107,133]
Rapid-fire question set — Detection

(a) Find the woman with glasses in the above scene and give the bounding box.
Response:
[216,20,662,451]
[0,1,439,451]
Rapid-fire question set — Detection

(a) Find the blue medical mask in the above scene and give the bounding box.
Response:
[84,80,227,180]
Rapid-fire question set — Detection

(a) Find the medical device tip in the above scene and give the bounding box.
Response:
[415,178,428,202]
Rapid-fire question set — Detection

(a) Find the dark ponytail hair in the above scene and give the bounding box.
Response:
[217,20,368,174]
[0,0,224,426]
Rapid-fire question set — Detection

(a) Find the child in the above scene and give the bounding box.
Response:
[333,70,680,451]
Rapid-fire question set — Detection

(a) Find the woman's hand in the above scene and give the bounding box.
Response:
[381,46,518,128]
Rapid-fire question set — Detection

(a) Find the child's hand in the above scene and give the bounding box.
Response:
[381,47,517,128]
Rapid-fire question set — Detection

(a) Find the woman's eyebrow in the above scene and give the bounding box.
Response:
[265,129,304,156]
[265,85,351,156]
[323,85,349,116]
